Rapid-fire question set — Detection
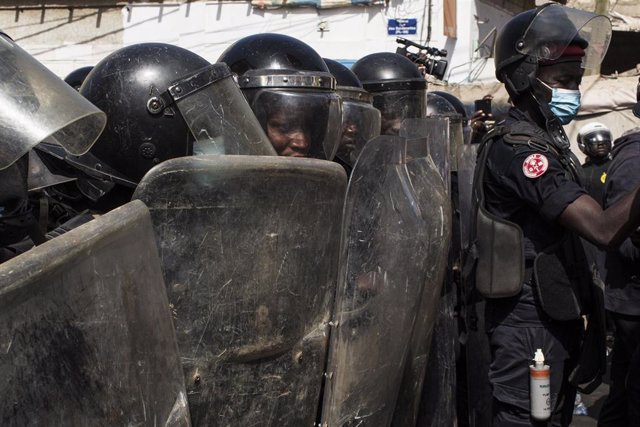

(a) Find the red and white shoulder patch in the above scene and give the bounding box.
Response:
[522,153,549,178]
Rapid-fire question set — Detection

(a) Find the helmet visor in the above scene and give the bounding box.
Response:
[336,99,381,167]
[170,64,276,156]
[518,4,612,71]
[373,90,426,136]
[426,93,457,117]
[0,34,106,170]
[250,89,342,160]
[583,131,612,146]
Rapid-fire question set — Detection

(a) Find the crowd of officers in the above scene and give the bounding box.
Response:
[1,2,640,426]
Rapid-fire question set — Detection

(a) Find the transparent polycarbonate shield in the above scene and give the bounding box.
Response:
[400,117,451,193]
[335,96,381,167]
[374,90,427,136]
[0,34,106,170]
[168,63,276,156]
[456,142,492,427]
[519,3,611,70]
[0,200,189,426]
[392,132,453,426]
[250,89,342,159]
[133,156,346,426]
[457,144,479,251]
[27,149,75,191]
[447,116,464,172]
[321,135,451,427]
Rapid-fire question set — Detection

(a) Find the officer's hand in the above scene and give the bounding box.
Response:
[469,110,494,144]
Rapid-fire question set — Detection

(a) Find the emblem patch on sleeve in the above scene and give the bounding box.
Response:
[522,153,548,178]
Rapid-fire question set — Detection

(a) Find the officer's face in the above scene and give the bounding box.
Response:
[381,114,402,136]
[585,139,612,159]
[266,110,311,157]
[337,121,359,158]
[536,60,584,101]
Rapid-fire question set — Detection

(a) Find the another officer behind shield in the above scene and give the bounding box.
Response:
[597,88,640,426]
[351,52,427,136]
[219,33,342,160]
[469,4,640,425]
[324,58,381,174]
[578,122,612,206]
[38,42,275,213]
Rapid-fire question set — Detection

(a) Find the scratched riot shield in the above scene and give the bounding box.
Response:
[400,117,451,193]
[133,155,346,426]
[393,116,457,426]
[0,200,189,426]
[456,143,492,427]
[321,134,451,426]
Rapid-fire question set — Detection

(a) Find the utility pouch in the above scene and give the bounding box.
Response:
[532,235,592,321]
[468,128,525,298]
[474,205,524,298]
[533,250,581,320]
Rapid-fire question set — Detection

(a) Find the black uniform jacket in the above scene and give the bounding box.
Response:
[582,156,610,207]
[603,130,640,315]
[483,109,587,327]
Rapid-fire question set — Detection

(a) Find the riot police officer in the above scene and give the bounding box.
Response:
[0,30,106,261]
[598,97,640,426]
[351,52,427,135]
[41,42,274,212]
[577,122,613,206]
[324,58,381,173]
[219,33,342,160]
[469,4,640,425]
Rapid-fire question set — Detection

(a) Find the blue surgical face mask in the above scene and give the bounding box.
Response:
[538,80,581,125]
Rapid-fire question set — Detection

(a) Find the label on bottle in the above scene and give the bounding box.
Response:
[530,364,551,420]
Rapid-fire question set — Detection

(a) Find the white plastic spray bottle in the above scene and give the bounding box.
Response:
[530,348,551,420]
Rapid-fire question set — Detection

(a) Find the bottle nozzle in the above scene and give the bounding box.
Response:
[534,348,545,365]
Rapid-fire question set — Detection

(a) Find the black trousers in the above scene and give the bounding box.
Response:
[487,321,582,426]
[598,312,640,427]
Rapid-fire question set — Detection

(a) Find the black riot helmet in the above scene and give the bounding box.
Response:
[219,33,342,160]
[351,52,427,135]
[493,3,611,151]
[494,3,611,98]
[577,122,612,158]
[633,76,640,118]
[430,91,467,123]
[64,66,93,91]
[426,92,457,117]
[64,42,274,196]
[324,59,380,168]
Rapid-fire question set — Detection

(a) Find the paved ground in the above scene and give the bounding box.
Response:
[571,381,608,426]
[571,344,613,427]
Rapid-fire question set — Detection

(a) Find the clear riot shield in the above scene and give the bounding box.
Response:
[394,120,455,426]
[133,156,346,426]
[0,33,105,169]
[27,149,75,191]
[457,144,479,252]
[456,143,492,427]
[0,200,189,426]
[399,117,458,426]
[321,135,451,426]
[167,63,276,156]
[400,117,451,193]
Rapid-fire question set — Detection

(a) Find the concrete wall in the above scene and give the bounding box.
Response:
[0,0,511,83]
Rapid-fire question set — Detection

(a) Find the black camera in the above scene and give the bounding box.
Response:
[395,37,448,81]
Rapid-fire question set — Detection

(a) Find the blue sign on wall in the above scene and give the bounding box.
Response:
[387,18,418,35]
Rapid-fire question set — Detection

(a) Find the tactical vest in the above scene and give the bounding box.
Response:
[468,121,593,321]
